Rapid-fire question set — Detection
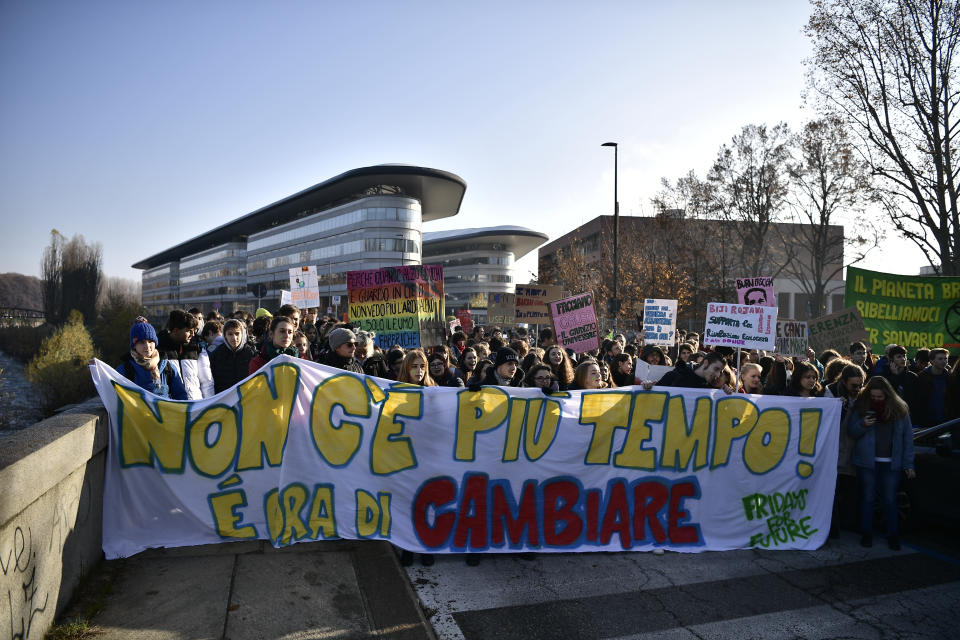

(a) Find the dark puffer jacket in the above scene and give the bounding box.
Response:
[210,340,256,394]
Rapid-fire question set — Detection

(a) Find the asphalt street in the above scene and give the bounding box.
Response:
[404,530,960,640]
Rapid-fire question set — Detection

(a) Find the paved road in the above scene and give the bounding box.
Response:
[404,530,960,640]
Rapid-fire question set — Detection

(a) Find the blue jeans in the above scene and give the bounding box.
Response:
[857,461,900,537]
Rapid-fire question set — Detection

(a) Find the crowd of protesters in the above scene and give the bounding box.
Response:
[118,306,959,557]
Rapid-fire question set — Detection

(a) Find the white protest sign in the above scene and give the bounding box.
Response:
[634,359,674,383]
[280,290,292,306]
[776,320,809,357]
[703,302,777,350]
[642,299,678,346]
[289,265,320,308]
[90,357,839,559]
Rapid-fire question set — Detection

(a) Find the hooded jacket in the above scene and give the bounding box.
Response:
[210,322,256,394]
[157,330,214,400]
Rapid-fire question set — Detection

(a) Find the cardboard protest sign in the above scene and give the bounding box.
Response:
[487,292,516,326]
[456,309,472,334]
[775,320,809,357]
[289,265,320,309]
[642,299,678,346]
[807,307,870,354]
[846,266,960,354]
[703,302,777,350]
[347,265,445,349]
[515,284,563,323]
[549,292,600,353]
[90,356,840,558]
[736,276,775,306]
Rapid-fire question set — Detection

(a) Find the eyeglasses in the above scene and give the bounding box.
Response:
[533,376,552,382]
[343,342,356,348]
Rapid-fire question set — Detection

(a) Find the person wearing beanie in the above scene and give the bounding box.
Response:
[255,307,273,319]
[116,321,187,400]
[474,347,524,388]
[320,327,364,374]
[210,318,256,393]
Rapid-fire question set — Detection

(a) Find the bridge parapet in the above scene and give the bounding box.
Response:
[0,397,107,640]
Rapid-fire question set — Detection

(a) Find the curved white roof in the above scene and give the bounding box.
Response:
[423,226,548,259]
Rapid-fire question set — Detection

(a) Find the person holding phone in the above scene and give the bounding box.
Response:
[847,376,916,550]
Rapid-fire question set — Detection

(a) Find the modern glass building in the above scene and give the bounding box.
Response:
[133,165,465,319]
[134,166,548,322]
[422,226,549,323]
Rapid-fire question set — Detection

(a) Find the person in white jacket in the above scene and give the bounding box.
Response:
[156,309,215,400]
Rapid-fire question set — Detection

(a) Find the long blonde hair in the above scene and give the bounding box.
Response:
[398,349,435,386]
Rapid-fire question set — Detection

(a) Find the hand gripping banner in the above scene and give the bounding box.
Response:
[90,357,840,559]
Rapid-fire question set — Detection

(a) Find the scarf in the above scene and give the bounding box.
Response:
[130,348,161,382]
[264,341,299,361]
[870,397,887,422]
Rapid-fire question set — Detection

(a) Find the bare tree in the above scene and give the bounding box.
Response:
[706,123,792,279]
[61,235,102,324]
[806,0,960,275]
[652,175,738,324]
[539,237,598,297]
[777,117,880,318]
[98,276,142,312]
[41,230,103,325]
[41,230,63,323]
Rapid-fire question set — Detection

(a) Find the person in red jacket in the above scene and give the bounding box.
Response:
[249,316,298,374]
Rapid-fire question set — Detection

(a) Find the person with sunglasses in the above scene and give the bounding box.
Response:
[319,327,364,374]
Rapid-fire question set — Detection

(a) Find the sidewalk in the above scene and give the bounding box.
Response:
[73,539,435,640]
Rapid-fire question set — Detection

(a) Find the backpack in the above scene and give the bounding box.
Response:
[123,358,175,389]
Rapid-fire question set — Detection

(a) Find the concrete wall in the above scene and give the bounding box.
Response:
[0,398,107,640]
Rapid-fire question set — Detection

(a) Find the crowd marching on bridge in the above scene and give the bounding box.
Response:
[115,304,960,561]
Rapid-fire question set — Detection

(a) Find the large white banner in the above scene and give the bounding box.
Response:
[90,357,840,559]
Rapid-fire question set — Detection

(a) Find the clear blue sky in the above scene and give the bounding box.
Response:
[0,1,924,284]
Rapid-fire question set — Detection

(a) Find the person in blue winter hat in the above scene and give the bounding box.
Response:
[116,320,188,400]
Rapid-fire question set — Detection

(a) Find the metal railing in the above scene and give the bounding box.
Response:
[913,416,960,443]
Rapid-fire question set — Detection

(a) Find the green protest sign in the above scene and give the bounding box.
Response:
[845,266,960,355]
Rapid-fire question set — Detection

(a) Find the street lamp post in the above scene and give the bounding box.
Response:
[602,142,620,332]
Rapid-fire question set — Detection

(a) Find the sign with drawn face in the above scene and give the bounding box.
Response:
[736,276,775,307]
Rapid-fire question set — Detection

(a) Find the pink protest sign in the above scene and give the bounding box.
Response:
[736,276,775,306]
[549,291,599,354]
